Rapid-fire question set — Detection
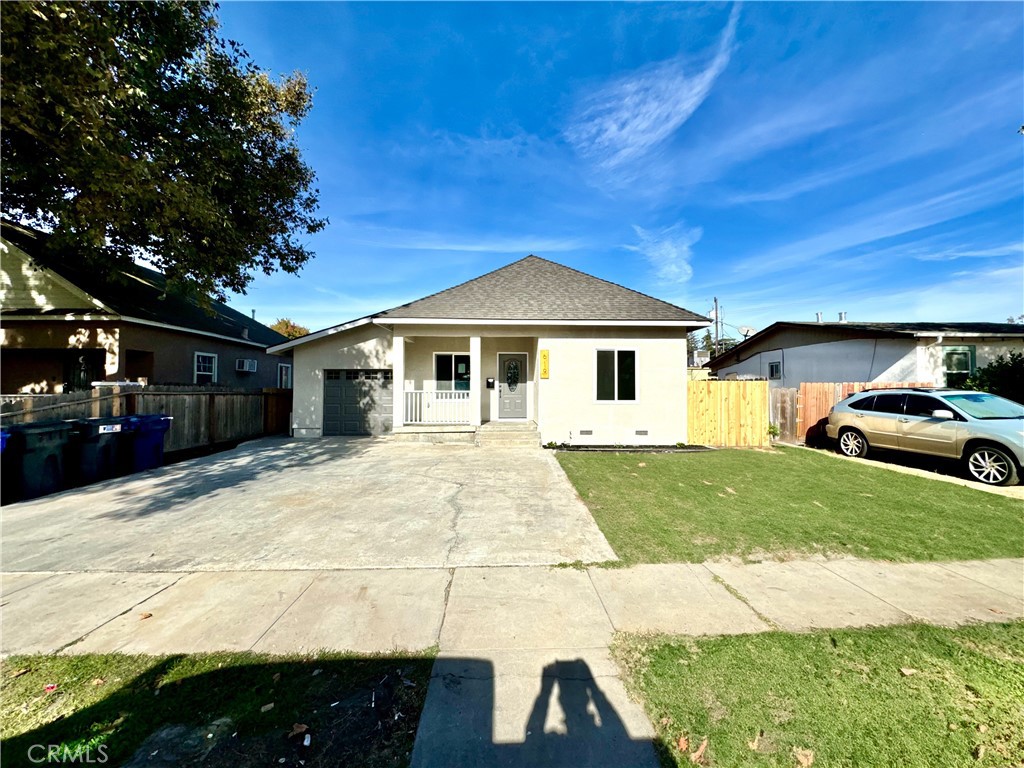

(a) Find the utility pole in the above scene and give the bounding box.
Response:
[713,296,720,356]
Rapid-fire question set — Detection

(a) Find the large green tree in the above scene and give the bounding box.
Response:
[1,1,325,299]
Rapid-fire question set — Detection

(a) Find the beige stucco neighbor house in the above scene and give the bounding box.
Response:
[709,320,1024,390]
[269,256,710,446]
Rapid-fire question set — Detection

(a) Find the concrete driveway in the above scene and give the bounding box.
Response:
[1,438,616,573]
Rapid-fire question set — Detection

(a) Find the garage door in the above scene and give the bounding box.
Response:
[323,369,394,436]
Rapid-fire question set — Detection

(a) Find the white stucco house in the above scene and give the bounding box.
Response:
[268,256,710,446]
[709,320,1024,389]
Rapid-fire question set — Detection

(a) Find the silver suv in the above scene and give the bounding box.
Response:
[826,388,1024,486]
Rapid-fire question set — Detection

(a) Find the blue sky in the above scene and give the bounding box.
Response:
[218,2,1024,338]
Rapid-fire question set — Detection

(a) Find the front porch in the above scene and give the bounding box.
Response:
[392,333,537,429]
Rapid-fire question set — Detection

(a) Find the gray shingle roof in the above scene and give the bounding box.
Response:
[1,221,287,346]
[379,255,708,322]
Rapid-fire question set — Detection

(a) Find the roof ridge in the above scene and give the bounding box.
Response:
[378,253,707,321]
[522,254,702,318]
[376,255,537,317]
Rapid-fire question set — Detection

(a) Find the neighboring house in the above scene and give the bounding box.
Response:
[0,222,292,393]
[709,320,1024,388]
[269,255,710,445]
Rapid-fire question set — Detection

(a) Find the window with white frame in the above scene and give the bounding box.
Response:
[277,363,293,389]
[435,353,470,391]
[768,361,782,380]
[596,350,636,401]
[943,345,975,388]
[194,352,218,385]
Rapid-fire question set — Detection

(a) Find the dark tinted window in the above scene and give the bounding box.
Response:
[873,393,905,414]
[617,351,636,400]
[905,394,947,417]
[849,395,874,411]
[596,350,615,400]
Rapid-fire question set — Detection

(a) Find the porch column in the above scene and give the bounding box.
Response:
[469,335,482,426]
[392,334,405,428]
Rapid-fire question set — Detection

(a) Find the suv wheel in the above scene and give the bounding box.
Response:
[965,445,1019,486]
[837,428,869,458]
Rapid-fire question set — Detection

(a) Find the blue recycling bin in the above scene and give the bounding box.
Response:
[1,420,75,501]
[1,426,23,503]
[124,414,173,472]
[69,417,132,486]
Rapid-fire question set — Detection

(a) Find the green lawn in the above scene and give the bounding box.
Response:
[0,651,434,768]
[615,621,1024,768]
[557,447,1024,564]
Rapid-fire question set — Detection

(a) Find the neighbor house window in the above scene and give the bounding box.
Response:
[194,352,217,385]
[596,350,636,401]
[435,354,470,391]
[768,361,782,380]
[943,346,975,388]
[277,363,293,389]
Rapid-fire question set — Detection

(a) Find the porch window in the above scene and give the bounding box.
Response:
[943,345,975,388]
[194,352,218,385]
[596,350,636,401]
[435,353,471,391]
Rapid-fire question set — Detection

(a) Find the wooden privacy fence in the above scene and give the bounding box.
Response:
[687,380,770,448]
[769,381,936,441]
[0,386,292,454]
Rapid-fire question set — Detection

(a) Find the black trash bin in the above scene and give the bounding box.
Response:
[2,420,75,501]
[70,417,132,486]
[124,414,173,472]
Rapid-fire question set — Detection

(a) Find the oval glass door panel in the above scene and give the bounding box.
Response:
[505,360,520,392]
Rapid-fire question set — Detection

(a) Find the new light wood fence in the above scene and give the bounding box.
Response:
[0,386,292,454]
[687,380,770,448]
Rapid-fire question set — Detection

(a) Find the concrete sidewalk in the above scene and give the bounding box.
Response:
[2,557,1021,767]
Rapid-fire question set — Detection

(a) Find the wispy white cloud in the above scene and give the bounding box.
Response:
[911,242,1024,262]
[722,79,1020,205]
[727,158,1020,279]
[344,225,587,254]
[625,223,702,286]
[564,6,738,169]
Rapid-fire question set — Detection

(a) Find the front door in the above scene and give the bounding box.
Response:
[498,353,528,419]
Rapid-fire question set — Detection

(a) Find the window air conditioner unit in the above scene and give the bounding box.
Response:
[235,358,258,373]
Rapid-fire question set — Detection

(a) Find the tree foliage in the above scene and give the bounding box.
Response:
[269,318,310,339]
[1,1,326,299]
[964,352,1024,404]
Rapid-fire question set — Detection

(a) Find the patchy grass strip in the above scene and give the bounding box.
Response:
[614,621,1024,767]
[557,447,1024,564]
[1,651,434,768]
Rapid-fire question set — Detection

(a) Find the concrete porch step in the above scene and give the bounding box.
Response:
[392,426,477,445]
[476,421,538,432]
[476,421,540,448]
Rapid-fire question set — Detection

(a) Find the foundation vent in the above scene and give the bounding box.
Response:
[579,430,593,436]
[635,430,649,436]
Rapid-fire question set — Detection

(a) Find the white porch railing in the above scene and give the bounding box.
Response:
[404,390,471,425]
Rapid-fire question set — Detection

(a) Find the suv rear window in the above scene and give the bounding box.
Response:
[871,393,905,414]
[849,395,875,411]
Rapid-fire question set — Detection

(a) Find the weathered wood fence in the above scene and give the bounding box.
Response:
[687,380,771,448]
[0,386,292,453]
[769,381,936,441]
